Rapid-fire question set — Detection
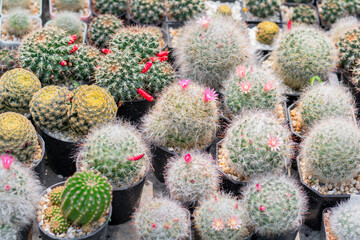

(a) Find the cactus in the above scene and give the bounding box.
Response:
[165,152,219,204]
[174,15,253,90]
[3,0,30,10]
[222,110,292,180]
[167,0,205,21]
[49,214,70,234]
[4,9,32,37]
[129,0,165,25]
[0,223,17,240]
[285,0,311,2]
[0,68,41,114]
[44,206,62,221]
[52,11,83,38]
[243,174,307,237]
[223,65,285,115]
[87,14,124,49]
[0,48,18,73]
[337,26,360,71]
[61,170,112,225]
[272,25,337,91]
[217,5,232,16]
[93,0,127,16]
[319,0,346,25]
[344,0,360,16]
[351,62,360,90]
[245,0,281,18]
[0,112,38,163]
[133,197,191,239]
[329,198,360,240]
[194,193,252,239]
[300,117,360,185]
[77,121,150,189]
[55,0,84,12]
[142,80,220,150]
[292,5,316,25]
[67,85,117,135]
[329,17,359,44]
[49,186,65,206]
[256,21,279,45]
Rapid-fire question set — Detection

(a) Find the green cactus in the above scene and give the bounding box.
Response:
[0,68,41,114]
[272,25,337,91]
[243,174,307,237]
[337,26,360,71]
[87,14,124,48]
[44,206,62,221]
[0,223,18,240]
[216,5,232,16]
[129,0,165,25]
[194,193,252,239]
[49,186,65,206]
[329,16,359,44]
[0,48,19,73]
[133,197,191,240]
[256,21,279,45]
[300,117,360,185]
[51,11,83,38]
[351,62,360,90]
[142,80,220,150]
[77,121,150,189]
[61,170,112,225]
[3,0,31,10]
[55,0,84,12]
[292,5,317,25]
[344,0,360,16]
[49,214,70,234]
[167,0,205,21]
[285,0,312,2]
[4,9,32,37]
[320,0,346,25]
[0,112,38,163]
[245,0,281,18]
[93,0,127,16]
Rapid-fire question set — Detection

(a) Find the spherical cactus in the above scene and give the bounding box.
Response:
[167,0,205,21]
[49,186,65,206]
[52,11,83,38]
[329,198,360,240]
[272,25,337,91]
[55,0,84,12]
[77,121,150,189]
[93,0,127,16]
[174,15,253,90]
[133,197,191,240]
[344,0,360,16]
[292,5,316,25]
[61,170,112,225]
[329,16,359,44]
[0,112,38,163]
[337,26,360,71]
[319,0,346,25]
[44,206,62,221]
[0,223,17,240]
[142,80,220,150]
[3,0,30,10]
[256,21,279,45]
[222,110,292,180]
[0,47,19,73]
[4,9,32,37]
[67,85,117,135]
[194,193,253,239]
[129,0,165,25]
[49,214,70,234]
[165,152,219,204]
[87,14,124,48]
[0,68,41,114]
[245,0,281,18]
[243,174,307,237]
[216,4,232,16]
[300,117,360,185]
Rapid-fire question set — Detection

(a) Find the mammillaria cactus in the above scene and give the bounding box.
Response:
[245,0,281,18]
[165,152,219,204]
[319,0,346,25]
[329,16,359,44]
[221,110,292,180]
[87,14,123,48]
[175,15,253,90]
[142,80,220,150]
[338,26,360,71]
[133,197,191,240]
[0,68,41,114]
[300,117,360,185]
[51,11,83,38]
[61,170,112,225]
[49,186,64,206]
[129,0,165,25]
[292,5,317,25]
[194,193,253,239]
[256,21,279,45]
[4,9,32,37]
[272,25,337,90]
[49,214,70,234]
[167,0,205,22]
[217,5,232,16]
[55,0,84,12]
[3,0,30,10]
[345,0,360,16]
[0,112,38,163]
[93,0,127,16]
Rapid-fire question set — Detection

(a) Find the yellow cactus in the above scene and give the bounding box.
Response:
[256,21,279,45]
[217,5,232,16]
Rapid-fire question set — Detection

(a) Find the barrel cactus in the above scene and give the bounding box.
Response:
[51,11,83,38]
[256,21,279,45]
[329,16,359,44]
[319,0,346,25]
[292,5,317,25]
[4,9,32,37]
[217,5,232,16]
[167,0,205,21]
[93,0,127,16]
[55,0,84,12]
[344,0,360,16]
[3,0,31,10]
[245,0,281,18]
[337,26,360,71]
[129,0,165,25]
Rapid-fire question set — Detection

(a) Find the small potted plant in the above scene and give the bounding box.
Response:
[319,0,346,28]
[76,121,150,225]
[282,4,319,26]
[91,0,127,17]
[133,197,191,239]
[37,170,112,239]
[127,0,165,26]
[1,0,42,17]
[50,0,91,22]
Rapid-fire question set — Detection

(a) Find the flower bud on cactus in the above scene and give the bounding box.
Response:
[3,0,30,10]
[319,0,346,25]
[61,170,112,225]
[245,0,281,18]
[338,26,360,71]
[167,0,205,21]
[4,9,32,37]
[93,0,127,16]
[174,15,253,90]
[329,16,359,44]
[88,14,123,48]
[142,80,220,150]
[129,0,165,25]
[292,5,316,25]
[52,11,83,38]
[134,197,191,239]
[55,0,84,12]
[243,174,307,237]
[256,21,279,45]
[300,117,360,185]
[194,193,253,239]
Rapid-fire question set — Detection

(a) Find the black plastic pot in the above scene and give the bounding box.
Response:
[285,92,300,107]
[117,99,155,125]
[18,223,32,240]
[252,230,298,240]
[38,181,112,240]
[33,133,46,178]
[282,0,316,7]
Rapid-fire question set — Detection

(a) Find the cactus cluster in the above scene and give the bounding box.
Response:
[222,110,292,180]
[175,15,253,90]
[51,12,83,39]
[338,26,360,71]
[55,0,84,12]
[256,21,279,45]
[243,174,307,237]
[329,16,359,44]
[319,0,346,25]
[300,117,360,185]
[3,0,30,10]
[194,193,252,239]
[292,5,316,25]
[167,0,205,22]
[245,0,281,19]
[272,25,337,91]
[93,0,127,16]
[351,62,360,90]
[142,80,220,150]
[133,197,191,240]
[129,0,165,25]
[4,9,32,37]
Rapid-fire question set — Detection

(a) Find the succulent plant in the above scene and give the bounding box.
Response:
[44,205,62,221]
[87,14,124,49]
[51,11,83,38]
[292,5,316,25]
[49,186,64,206]
[243,174,307,237]
[174,15,253,90]
[0,48,19,73]
[142,80,220,150]
[344,0,360,16]
[55,0,84,12]
[129,0,165,25]
[285,0,312,2]
[329,16,359,44]
[245,0,281,18]
[300,117,360,185]
[167,0,205,21]
[4,9,32,37]
[329,198,360,240]
[93,0,127,16]
[194,193,253,239]
[3,0,30,10]
[256,21,279,45]
[216,4,232,16]
[0,223,17,240]
[272,25,337,91]
[133,197,191,240]
[222,110,292,180]
[319,0,346,25]
[0,68,41,114]
[0,112,38,163]
[49,213,70,234]
[61,170,112,225]
[351,62,360,89]
[338,26,360,71]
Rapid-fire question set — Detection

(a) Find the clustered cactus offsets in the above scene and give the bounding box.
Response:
[129,0,165,25]
[338,26,360,71]
[4,9,32,37]
[245,0,281,19]
[167,0,205,22]
[174,15,254,90]
[256,21,279,45]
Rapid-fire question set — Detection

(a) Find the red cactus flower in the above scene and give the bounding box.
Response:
[70,45,78,54]
[152,223,157,229]
[190,179,195,183]
[184,153,192,163]
[137,88,154,102]
[60,60,67,66]
[1,154,14,170]
[102,48,111,54]
[173,218,179,222]
[141,62,153,73]
[66,93,72,103]
[164,223,170,229]
[156,51,168,57]
[259,206,266,212]
[4,185,10,191]
[287,20,292,31]
[68,35,77,45]
[256,184,262,192]
[203,88,218,102]
[127,154,144,161]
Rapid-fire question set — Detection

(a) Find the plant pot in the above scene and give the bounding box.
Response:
[33,133,46,178]
[117,99,155,125]
[18,222,32,240]
[49,0,91,23]
[0,0,42,18]
[252,230,298,240]
[45,20,87,44]
[37,182,112,240]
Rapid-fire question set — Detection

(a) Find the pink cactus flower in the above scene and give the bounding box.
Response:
[191,179,195,183]
[267,135,283,152]
[197,16,210,29]
[164,223,170,229]
[203,88,218,102]
[238,81,252,94]
[214,195,218,202]
[228,216,241,229]
[184,154,192,163]
[234,203,238,209]
[4,185,10,191]
[236,65,246,78]
[178,79,190,89]
[1,154,14,170]
[211,218,224,231]
[286,193,293,198]
[127,154,144,161]
[259,206,266,212]
[263,81,275,92]
[152,223,157,229]
[256,184,262,192]
[173,218,179,222]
